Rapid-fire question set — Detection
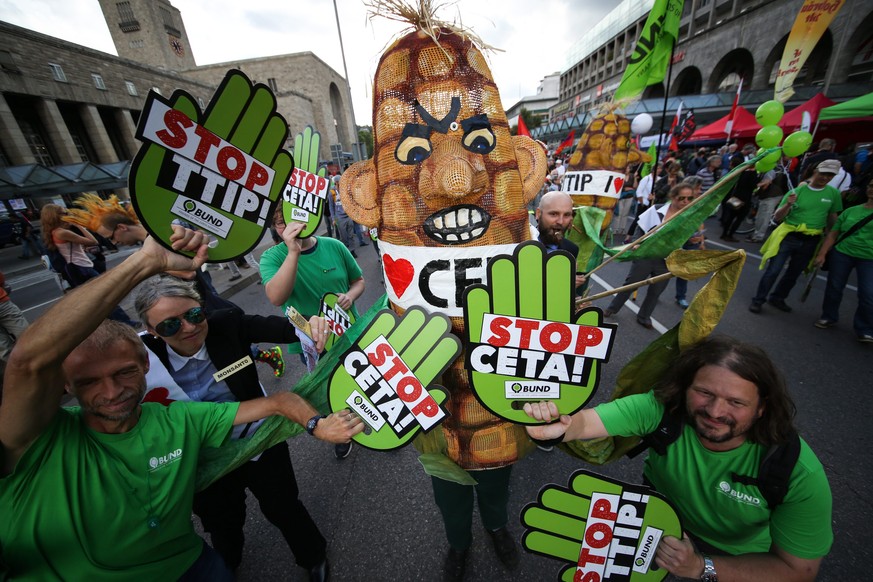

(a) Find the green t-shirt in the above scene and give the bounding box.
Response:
[259,238,363,353]
[0,401,238,580]
[595,392,833,559]
[833,204,873,259]
[779,183,842,230]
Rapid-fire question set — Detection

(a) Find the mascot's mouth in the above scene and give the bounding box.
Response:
[422,205,491,245]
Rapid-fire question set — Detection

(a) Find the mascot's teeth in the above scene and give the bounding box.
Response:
[423,205,491,245]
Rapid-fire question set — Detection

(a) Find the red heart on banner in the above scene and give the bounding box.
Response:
[383,254,415,298]
[613,177,624,194]
[142,387,174,406]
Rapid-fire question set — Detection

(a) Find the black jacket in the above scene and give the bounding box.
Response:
[142,308,299,402]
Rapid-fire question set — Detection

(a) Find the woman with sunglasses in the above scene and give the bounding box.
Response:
[135,276,357,582]
[603,184,696,329]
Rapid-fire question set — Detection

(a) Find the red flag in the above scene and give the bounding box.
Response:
[668,101,683,151]
[555,130,575,155]
[516,115,531,137]
[725,78,743,137]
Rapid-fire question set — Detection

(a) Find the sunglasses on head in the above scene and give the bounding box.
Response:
[154,307,206,337]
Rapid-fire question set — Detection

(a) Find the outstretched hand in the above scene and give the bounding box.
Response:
[523,401,572,442]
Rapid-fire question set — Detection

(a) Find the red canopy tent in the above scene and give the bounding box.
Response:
[687,106,760,142]
[779,93,836,133]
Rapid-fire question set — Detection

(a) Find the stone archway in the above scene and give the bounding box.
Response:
[329,82,349,150]
[843,9,873,83]
[672,66,702,96]
[643,82,665,99]
[708,48,754,93]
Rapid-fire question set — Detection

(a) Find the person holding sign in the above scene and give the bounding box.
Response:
[261,204,365,459]
[133,276,360,580]
[524,336,832,582]
[0,226,356,580]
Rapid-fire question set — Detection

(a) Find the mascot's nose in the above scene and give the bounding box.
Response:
[433,141,488,198]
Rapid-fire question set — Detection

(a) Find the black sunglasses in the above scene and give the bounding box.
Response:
[154,307,206,337]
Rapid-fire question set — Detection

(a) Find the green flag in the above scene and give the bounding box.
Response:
[614,0,684,102]
[640,142,658,177]
[578,150,771,262]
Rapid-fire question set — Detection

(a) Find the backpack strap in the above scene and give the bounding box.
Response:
[730,430,800,509]
[627,408,684,458]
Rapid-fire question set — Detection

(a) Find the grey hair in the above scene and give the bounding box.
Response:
[134,275,202,325]
[682,175,704,190]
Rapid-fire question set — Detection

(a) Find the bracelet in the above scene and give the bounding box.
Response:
[530,434,565,447]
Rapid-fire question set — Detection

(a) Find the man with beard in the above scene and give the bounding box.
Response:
[535,192,585,294]
[0,227,361,579]
[524,336,832,582]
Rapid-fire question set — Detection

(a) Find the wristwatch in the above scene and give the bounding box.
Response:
[305,414,326,436]
[700,555,718,581]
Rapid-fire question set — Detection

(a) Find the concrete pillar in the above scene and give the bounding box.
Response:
[0,93,37,165]
[79,104,118,163]
[35,98,79,164]
[113,108,139,159]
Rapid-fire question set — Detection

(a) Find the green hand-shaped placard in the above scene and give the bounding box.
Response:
[464,241,616,424]
[130,69,293,261]
[319,292,356,353]
[327,307,461,450]
[283,126,327,238]
[522,470,682,582]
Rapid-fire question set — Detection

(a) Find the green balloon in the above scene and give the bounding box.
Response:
[755,100,784,126]
[782,131,813,158]
[756,159,777,173]
[755,125,783,148]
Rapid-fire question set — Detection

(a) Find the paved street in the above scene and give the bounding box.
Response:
[2,216,869,580]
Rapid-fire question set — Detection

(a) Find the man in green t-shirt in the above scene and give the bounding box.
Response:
[0,228,357,580]
[750,159,843,314]
[524,336,832,582]
[813,181,873,342]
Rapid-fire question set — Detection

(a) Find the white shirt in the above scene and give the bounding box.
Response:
[636,174,654,207]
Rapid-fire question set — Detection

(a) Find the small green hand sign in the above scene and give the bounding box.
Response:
[130,69,293,261]
[319,292,356,353]
[464,241,616,424]
[327,307,461,450]
[521,470,682,581]
[284,126,328,238]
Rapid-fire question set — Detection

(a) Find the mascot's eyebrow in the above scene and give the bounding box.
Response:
[414,97,461,134]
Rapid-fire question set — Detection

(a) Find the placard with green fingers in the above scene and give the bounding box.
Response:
[522,470,682,581]
[327,306,461,450]
[319,292,356,353]
[463,241,616,424]
[130,69,293,261]
[283,126,328,238]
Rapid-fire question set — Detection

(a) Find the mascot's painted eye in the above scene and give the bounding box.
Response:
[460,114,495,156]
[462,128,495,155]
[396,124,433,165]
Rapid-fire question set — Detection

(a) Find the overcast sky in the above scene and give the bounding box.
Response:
[0,0,621,126]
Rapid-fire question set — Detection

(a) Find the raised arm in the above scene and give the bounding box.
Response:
[0,228,208,476]
[264,221,304,306]
[53,225,98,247]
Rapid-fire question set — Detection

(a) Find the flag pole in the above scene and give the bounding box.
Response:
[652,39,678,183]
[577,272,675,306]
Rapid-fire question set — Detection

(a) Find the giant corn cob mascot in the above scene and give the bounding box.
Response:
[339,1,546,575]
[562,105,650,274]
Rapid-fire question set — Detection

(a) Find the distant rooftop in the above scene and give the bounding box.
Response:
[563,0,655,73]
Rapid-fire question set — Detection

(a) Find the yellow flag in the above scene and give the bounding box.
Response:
[774,0,845,103]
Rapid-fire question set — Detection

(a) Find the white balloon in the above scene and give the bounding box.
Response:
[631,113,653,135]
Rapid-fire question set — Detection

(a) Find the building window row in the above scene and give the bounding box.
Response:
[46,62,141,98]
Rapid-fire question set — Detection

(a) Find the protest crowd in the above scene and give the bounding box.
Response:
[2,1,871,581]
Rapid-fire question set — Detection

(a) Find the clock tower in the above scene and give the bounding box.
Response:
[98,0,197,71]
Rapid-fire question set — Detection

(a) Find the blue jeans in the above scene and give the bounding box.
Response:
[820,249,873,336]
[753,233,820,304]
